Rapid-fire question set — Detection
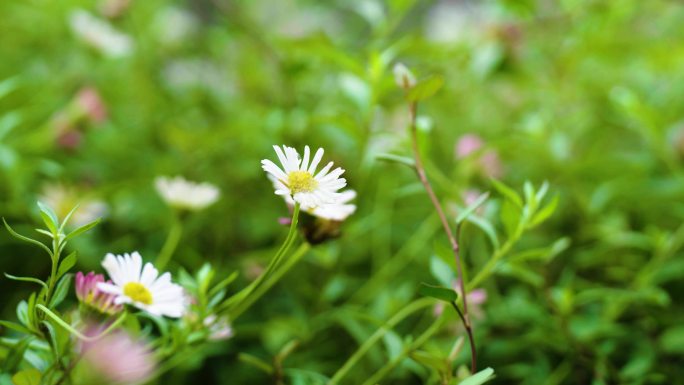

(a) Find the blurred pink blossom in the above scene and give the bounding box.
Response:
[80,330,156,384]
[75,86,108,124]
[480,150,503,178]
[455,134,484,159]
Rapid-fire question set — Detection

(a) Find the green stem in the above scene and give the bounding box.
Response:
[327,298,434,385]
[467,225,524,291]
[231,242,310,320]
[361,311,447,385]
[156,216,183,270]
[219,203,300,315]
[36,305,126,341]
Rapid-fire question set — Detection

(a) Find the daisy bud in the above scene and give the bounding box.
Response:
[393,63,416,90]
[75,272,123,315]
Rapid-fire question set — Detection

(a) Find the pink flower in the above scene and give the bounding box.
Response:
[75,87,107,124]
[455,134,484,159]
[75,272,122,315]
[80,330,156,384]
[480,150,503,178]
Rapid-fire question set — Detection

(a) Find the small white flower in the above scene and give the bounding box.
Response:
[69,9,133,58]
[155,176,219,211]
[98,252,186,318]
[203,315,234,341]
[261,145,347,208]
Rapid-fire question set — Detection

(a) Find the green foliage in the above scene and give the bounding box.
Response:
[1,0,683,384]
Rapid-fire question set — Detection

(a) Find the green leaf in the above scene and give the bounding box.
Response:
[3,219,53,257]
[2,337,32,372]
[11,369,41,385]
[464,215,500,249]
[56,251,77,280]
[411,350,449,374]
[407,75,445,101]
[430,255,455,288]
[48,274,72,308]
[0,320,32,335]
[419,282,458,302]
[529,194,559,228]
[58,204,80,234]
[455,192,490,224]
[4,273,48,291]
[16,301,29,327]
[36,202,59,235]
[500,199,522,237]
[238,353,274,374]
[63,218,101,243]
[208,271,239,298]
[375,153,415,168]
[490,179,523,208]
[459,367,495,385]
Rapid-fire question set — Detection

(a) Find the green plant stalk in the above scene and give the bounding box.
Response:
[467,223,524,291]
[156,215,183,270]
[219,203,301,315]
[361,311,448,385]
[406,99,476,372]
[36,305,127,341]
[327,297,435,385]
[231,242,310,320]
[44,233,63,307]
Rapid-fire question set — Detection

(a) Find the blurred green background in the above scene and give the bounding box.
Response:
[2,0,684,383]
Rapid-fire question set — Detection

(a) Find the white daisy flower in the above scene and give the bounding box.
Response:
[97,252,186,318]
[277,186,357,221]
[261,145,347,208]
[310,189,357,221]
[155,176,219,211]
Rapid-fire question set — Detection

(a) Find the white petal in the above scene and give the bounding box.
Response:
[308,148,324,174]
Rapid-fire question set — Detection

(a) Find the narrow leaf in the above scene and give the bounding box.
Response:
[375,153,416,168]
[36,202,59,235]
[4,273,48,290]
[455,192,490,224]
[407,75,445,101]
[12,369,42,385]
[48,274,72,308]
[3,337,32,372]
[419,282,458,302]
[0,320,32,335]
[64,218,101,243]
[459,367,495,385]
[58,204,81,234]
[3,219,53,257]
[490,179,523,208]
[56,251,77,280]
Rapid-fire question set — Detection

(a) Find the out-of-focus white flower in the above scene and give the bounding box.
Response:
[153,7,198,46]
[393,63,416,89]
[69,9,133,57]
[424,1,491,44]
[203,315,234,341]
[39,184,107,227]
[98,252,187,318]
[155,176,220,211]
[80,329,155,384]
[261,145,347,209]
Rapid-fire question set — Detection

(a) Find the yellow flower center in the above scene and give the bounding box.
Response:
[123,282,153,305]
[287,171,318,194]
